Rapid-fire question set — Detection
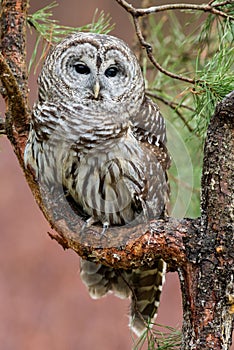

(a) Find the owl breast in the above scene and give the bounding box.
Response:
[62,131,148,226]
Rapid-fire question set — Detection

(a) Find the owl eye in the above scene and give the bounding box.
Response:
[105,66,119,78]
[74,63,90,75]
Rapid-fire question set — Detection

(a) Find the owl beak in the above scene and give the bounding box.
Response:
[93,80,100,99]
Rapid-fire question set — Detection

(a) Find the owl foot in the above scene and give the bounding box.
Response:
[80,218,109,238]
[81,216,98,233]
[101,222,109,236]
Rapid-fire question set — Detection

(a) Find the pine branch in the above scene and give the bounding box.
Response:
[133,323,181,349]
[116,0,233,144]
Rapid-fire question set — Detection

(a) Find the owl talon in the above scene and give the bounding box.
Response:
[81,218,109,237]
[81,217,97,233]
[101,222,109,236]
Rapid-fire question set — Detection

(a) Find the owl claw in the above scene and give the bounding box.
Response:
[101,222,109,236]
[81,217,97,233]
[80,218,109,237]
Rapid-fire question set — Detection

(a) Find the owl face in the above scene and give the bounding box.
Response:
[38,33,145,114]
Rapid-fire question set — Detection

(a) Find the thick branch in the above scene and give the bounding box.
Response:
[0,0,30,163]
[37,182,194,269]
[180,92,234,350]
[48,215,196,270]
[201,91,234,233]
[0,53,28,134]
[0,0,29,95]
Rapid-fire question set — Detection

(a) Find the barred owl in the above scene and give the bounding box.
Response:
[24,32,170,336]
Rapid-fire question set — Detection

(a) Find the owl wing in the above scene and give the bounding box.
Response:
[80,258,167,336]
[81,114,170,337]
[131,96,170,172]
[131,96,166,143]
[125,97,169,334]
[80,259,131,299]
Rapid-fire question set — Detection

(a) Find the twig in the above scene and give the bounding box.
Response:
[146,91,194,112]
[168,172,200,193]
[146,91,196,133]
[133,16,196,84]
[115,0,234,19]
[211,0,234,7]
[116,0,233,84]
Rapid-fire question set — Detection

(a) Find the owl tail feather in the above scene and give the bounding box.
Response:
[80,258,166,337]
[128,259,167,336]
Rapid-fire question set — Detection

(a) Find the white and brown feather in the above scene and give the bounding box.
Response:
[24,32,170,336]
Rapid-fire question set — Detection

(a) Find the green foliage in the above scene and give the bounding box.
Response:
[143,7,233,219]
[27,2,114,72]
[145,10,233,134]
[193,19,234,136]
[132,323,181,350]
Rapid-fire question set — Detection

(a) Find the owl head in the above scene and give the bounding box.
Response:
[38,32,145,115]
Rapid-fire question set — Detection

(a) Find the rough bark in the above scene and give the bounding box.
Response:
[179,93,234,349]
[0,1,233,349]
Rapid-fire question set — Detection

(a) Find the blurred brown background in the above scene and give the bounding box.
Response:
[0,1,232,349]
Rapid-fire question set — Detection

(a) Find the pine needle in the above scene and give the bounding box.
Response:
[132,323,181,350]
[135,2,233,219]
[193,20,234,137]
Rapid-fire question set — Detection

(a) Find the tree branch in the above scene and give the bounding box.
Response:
[116,0,233,84]
[115,0,233,19]
[201,91,234,232]
[0,0,30,165]
[146,91,196,134]
[132,15,196,84]
[180,91,234,349]
[0,52,28,134]
[48,216,195,270]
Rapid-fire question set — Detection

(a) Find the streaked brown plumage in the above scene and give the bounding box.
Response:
[24,32,170,335]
